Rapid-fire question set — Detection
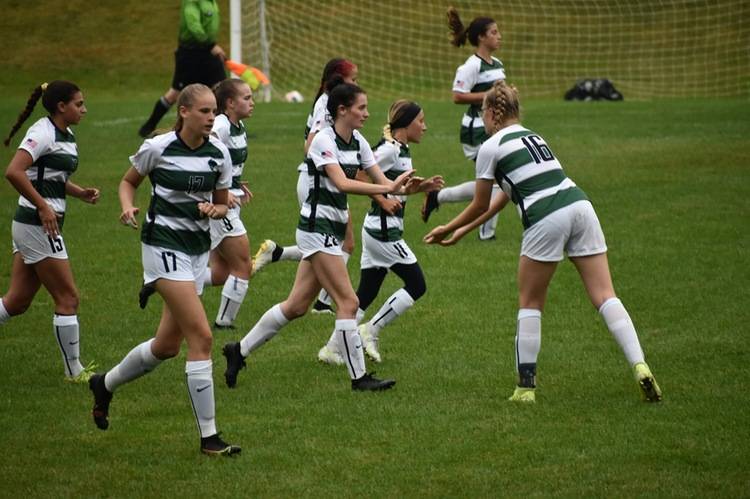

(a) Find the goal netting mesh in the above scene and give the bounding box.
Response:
[238,0,749,101]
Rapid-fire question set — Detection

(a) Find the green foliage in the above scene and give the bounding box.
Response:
[0,91,748,497]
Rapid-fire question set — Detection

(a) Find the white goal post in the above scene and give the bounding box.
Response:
[231,0,749,101]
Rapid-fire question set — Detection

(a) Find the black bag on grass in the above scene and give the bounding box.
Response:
[564,79,623,101]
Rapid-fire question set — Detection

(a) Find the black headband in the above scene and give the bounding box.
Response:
[389,103,422,130]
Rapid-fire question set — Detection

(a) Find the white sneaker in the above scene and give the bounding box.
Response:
[317,344,344,366]
[359,323,381,363]
[252,240,277,275]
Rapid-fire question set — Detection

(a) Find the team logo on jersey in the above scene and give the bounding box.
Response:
[25,138,38,149]
[208,159,218,171]
[321,150,334,158]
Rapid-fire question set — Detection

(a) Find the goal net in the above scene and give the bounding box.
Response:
[237,0,749,101]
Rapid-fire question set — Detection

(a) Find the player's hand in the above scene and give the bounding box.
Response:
[198,202,228,219]
[439,226,467,246]
[211,44,227,61]
[228,193,240,209]
[120,207,140,229]
[403,175,425,195]
[419,175,445,193]
[39,204,62,238]
[240,182,253,205]
[80,187,101,204]
[389,169,415,194]
[423,225,449,245]
[378,197,402,215]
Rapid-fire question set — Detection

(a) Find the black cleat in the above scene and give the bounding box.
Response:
[138,282,156,309]
[222,342,246,388]
[311,300,334,315]
[351,372,396,391]
[421,190,440,223]
[89,373,113,430]
[213,322,236,331]
[201,433,242,457]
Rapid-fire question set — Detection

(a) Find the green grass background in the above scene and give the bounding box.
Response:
[1,1,749,498]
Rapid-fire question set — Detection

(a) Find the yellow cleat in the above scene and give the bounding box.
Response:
[633,362,662,402]
[359,323,381,363]
[66,361,98,384]
[252,240,277,276]
[508,386,536,403]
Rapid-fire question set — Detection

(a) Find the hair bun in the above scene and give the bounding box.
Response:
[41,82,48,91]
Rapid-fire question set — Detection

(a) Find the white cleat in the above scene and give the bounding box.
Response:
[359,323,381,363]
[317,345,344,366]
[252,240,277,276]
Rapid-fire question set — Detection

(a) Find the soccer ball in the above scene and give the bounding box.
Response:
[284,90,304,103]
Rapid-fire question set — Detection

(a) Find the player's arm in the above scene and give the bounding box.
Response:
[442,189,509,245]
[198,188,229,219]
[66,181,100,204]
[118,167,145,228]
[5,149,62,237]
[424,178,494,245]
[452,91,486,105]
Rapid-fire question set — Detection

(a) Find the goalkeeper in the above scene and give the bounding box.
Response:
[138,0,226,138]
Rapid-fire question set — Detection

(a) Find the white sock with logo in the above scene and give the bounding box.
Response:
[215,275,249,326]
[515,309,542,388]
[280,245,303,261]
[368,288,415,337]
[186,359,217,438]
[324,307,366,351]
[599,297,645,366]
[0,298,10,325]
[335,319,366,380]
[239,303,289,357]
[105,338,162,392]
[53,314,84,377]
[437,181,475,204]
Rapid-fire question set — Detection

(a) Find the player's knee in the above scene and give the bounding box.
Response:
[3,296,31,316]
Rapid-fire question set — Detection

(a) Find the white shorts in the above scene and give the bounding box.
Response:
[462,143,480,161]
[209,206,247,250]
[11,221,68,264]
[296,169,309,207]
[360,228,417,269]
[141,243,209,295]
[295,229,343,259]
[521,200,607,262]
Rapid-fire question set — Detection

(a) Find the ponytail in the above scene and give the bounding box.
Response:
[447,7,496,48]
[5,80,81,147]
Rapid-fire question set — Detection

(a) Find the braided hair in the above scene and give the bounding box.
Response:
[447,6,496,48]
[4,80,80,146]
[483,81,520,132]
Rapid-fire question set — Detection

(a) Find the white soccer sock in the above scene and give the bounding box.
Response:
[323,306,364,351]
[368,288,415,337]
[334,319,366,380]
[437,181,475,204]
[599,297,645,366]
[0,298,10,325]
[53,314,84,377]
[185,360,217,438]
[239,303,290,357]
[280,245,303,261]
[356,308,366,324]
[479,185,503,240]
[200,267,213,287]
[515,309,542,387]
[105,338,162,392]
[215,275,249,326]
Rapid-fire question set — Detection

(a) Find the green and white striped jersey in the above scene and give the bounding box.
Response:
[211,113,247,197]
[476,124,588,229]
[299,93,331,172]
[14,117,79,229]
[362,139,411,242]
[130,131,232,254]
[298,127,376,240]
[452,54,505,158]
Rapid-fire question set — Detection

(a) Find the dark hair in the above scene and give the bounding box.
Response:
[213,79,247,114]
[312,58,357,106]
[447,6,496,47]
[326,83,366,124]
[4,80,80,146]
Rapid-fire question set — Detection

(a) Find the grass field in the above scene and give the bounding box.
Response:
[0,85,748,497]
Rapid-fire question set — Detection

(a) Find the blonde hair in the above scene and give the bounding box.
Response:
[174,83,213,132]
[382,99,413,143]
[483,81,520,131]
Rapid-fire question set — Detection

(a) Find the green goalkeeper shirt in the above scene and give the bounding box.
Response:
[179,0,220,47]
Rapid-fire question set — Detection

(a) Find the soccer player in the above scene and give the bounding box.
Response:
[424,81,663,403]
[89,84,241,456]
[199,79,255,330]
[421,7,507,241]
[1,81,99,383]
[317,100,443,365]
[138,0,227,137]
[222,83,416,392]
[252,58,359,314]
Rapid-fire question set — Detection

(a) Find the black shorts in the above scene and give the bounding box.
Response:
[171,44,226,91]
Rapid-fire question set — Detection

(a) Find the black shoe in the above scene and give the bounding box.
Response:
[139,282,156,309]
[213,322,236,331]
[311,300,334,315]
[351,372,396,391]
[200,433,242,457]
[89,373,113,430]
[138,122,156,138]
[222,342,246,388]
[421,190,439,223]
